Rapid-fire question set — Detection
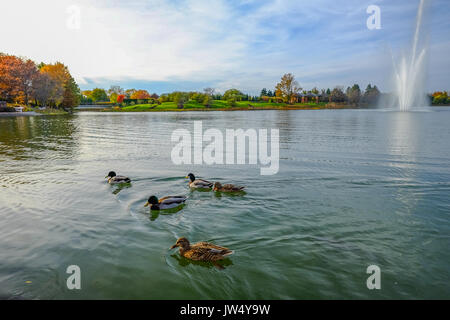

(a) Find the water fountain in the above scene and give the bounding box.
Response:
[392,0,429,111]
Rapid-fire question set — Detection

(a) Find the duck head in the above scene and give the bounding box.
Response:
[170,237,190,249]
[213,182,222,191]
[186,173,195,182]
[105,171,116,179]
[144,195,159,207]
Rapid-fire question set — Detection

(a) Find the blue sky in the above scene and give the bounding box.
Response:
[1,0,449,94]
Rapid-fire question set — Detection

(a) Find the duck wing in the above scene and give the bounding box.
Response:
[185,247,233,261]
[192,179,213,188]
[192,242,233,255]
[110,176,131,183]
[159,196,187,204]
[222,184,245,191]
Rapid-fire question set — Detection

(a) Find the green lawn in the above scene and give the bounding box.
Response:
[118,100,328,112]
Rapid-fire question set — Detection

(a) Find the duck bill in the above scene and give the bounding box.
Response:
[144,202,149,207]
[170,244,177,249]
[185,176,189,179]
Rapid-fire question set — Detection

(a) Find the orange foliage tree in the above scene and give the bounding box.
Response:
[130,89,151,100]
[0,53,38,104]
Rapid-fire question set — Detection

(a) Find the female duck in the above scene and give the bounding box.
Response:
[170,237,234,262]
[144,195,187,210]
[213,182,245,192]
[186,173,213,189]
[105,171,131,184]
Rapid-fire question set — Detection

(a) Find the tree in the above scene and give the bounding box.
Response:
[330,87,346,103]
[223,89,243,101]
[89,88,108,102]
[0,54,38,104]
[40,62,75,107]
[275,73,301,104]
[31,72,56,107]
[61,74,81,109]
[227,94,237,107]
[109,92,118,103]
[125,89,136,99]
[432,91,449,104]
[260,88,268,97]
[108,85,124,96]
[117,94,125,104]
[130,89,151,100]
[203,88,215,107]
[346,84,361,105]
[173,92,188,108]
[362,84,380,106]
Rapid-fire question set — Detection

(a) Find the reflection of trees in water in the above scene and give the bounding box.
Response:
[0,115,79,161]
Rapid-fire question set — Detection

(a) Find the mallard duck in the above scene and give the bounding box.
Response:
[170,237,234,262]
[186,173,213,189]
[213,182,245,192]
[105,171,131,184]
[144,195,187,210]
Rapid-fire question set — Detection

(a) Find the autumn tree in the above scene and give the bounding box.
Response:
[0,54,38,104]
[117,94,125,104]
[40,62,79,107]
[130,89,151,100]
[275,73,302,104]
[109,92,118,103]
[125,89,137,99]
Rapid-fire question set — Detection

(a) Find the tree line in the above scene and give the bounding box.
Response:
[0,53,80,109]
[265,73,381,106]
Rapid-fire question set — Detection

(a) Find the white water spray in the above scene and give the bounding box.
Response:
[392,0,429,111]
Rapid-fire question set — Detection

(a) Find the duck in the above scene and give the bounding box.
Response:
[144,195,187,210]
[186,173,213,189]
[105,171,131,184]
[170,237,234,262]
[213,182,245,192]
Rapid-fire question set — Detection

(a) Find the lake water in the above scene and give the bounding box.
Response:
[0,109,449,299]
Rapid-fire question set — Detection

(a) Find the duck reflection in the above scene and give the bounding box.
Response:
[170,254,233,270]
[111,183,132,195]
[148,205,185,221]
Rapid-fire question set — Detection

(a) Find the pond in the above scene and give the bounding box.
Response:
[0,109,449,299]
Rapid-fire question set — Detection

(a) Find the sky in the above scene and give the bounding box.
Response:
[1,0,449,95]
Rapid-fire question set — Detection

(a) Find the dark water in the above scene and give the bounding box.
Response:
[0,109,449,299]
